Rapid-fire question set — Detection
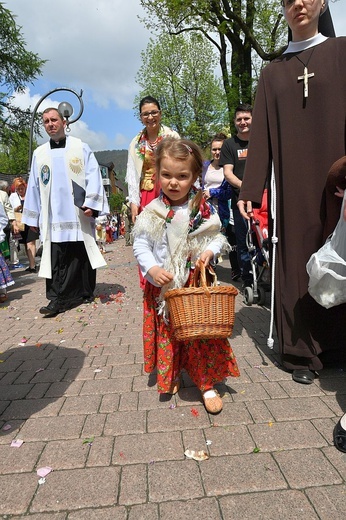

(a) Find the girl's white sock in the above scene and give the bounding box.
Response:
[203,389,217,398]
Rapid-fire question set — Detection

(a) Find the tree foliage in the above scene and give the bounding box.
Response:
[0,129,37,175]
[140,0,287,125]
[135,32,229,147]
[109,192,126,213]
[0,3,45,143]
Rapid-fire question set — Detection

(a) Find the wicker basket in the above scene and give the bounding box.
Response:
[164,263,238,342]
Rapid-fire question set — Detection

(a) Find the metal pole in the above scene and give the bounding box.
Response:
[27,87,84,173]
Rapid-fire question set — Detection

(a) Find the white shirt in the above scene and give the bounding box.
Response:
[9,192,23,211]
[133,203,224,287]
[204,164,224,190]
[0,203,8,242]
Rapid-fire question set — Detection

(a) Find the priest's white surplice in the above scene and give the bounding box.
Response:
[23,136,108,278]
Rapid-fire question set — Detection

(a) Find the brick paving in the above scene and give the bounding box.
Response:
[0,239,345,519]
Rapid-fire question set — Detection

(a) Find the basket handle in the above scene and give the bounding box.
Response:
[193,261,211,297]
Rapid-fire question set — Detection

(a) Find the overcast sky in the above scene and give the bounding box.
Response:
[5,0,346,152]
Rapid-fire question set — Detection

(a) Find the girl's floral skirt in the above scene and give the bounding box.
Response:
[143,282,240,393]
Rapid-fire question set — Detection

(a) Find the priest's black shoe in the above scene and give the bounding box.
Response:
[333,418,346,453]
[39,301,61,317]
[292,369,315,384]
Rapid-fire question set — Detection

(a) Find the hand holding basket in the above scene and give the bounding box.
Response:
[164,262,238,341]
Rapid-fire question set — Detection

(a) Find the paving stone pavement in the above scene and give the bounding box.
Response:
[0,239,345,519]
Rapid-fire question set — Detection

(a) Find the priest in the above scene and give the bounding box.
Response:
[23,107,108,317]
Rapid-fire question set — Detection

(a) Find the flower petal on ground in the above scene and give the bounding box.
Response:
[11,439,24,448]
[37,467,53,478]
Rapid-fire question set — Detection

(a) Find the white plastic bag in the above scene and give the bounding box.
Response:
[306,191,346,309]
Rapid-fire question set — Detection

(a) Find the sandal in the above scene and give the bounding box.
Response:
[202,389,223,414]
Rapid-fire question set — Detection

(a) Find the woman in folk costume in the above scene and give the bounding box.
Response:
[105,218,114,244]
[0,202,14,303]
[238,0,346,384]
[126,96,180,288]
[133,138,239,414]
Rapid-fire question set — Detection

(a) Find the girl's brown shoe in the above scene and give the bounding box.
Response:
[202,389,223,414]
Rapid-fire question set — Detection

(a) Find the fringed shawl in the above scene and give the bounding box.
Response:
[133,189,229,303]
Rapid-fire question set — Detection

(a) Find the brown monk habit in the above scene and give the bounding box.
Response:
[239,36,346,371]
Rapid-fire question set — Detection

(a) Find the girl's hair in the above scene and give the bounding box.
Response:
[155,137,204,210]
[139,95,161,112]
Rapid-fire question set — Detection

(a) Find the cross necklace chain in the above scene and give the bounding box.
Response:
[296,48,315,98]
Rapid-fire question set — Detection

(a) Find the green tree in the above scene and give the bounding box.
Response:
[0,129,37,175]
[109,192,125,213]
[140,0,287,125]
[135,32,229,147]
[0,3,45,143]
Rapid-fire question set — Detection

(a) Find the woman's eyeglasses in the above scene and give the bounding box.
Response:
[140,110,161,119]
[280,0,306,6]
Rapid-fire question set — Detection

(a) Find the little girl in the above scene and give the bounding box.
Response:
[133,137,240,414]
[0,203,14,303]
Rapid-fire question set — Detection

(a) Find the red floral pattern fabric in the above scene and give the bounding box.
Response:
[143,282,240,393]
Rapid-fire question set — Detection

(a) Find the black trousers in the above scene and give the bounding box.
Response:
[225,223,239,272]
[46,242,96,305]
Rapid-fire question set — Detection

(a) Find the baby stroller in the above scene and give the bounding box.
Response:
[243,190,270,306]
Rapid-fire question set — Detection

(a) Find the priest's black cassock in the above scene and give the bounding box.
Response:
[240,13,346,371]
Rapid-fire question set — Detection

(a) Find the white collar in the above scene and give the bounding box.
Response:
[283,33,328,55]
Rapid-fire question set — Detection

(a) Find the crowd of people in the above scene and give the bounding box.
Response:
[0,0,345,450]
[94,212,128,253]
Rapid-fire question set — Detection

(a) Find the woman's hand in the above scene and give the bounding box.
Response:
[237,199,253,220]
[131,203,139,224]
[203,189,211,199]
[148,266,174,287]
[335,186,345,198]
[11,221,20,234]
